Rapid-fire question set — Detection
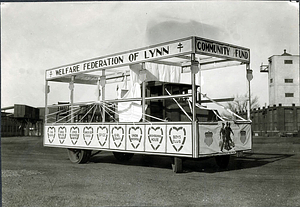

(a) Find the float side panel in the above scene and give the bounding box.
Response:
[44,123,194,157]
[198,122,252,155]
[166,124,192,156]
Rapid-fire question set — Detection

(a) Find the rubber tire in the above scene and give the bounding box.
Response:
[172,157,183,173]
[113,152,134,161]
[67,149,91,164]
[215,155,230,169]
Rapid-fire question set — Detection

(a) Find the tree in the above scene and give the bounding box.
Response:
[226,93,260,114]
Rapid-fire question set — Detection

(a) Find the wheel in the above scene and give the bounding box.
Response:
[215,155,230,169]
[113,152,134,161]
[172,157,183,173]
[67,149,91,164]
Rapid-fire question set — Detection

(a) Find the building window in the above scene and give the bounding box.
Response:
[284,60,293,64]
[285,79,293,83]
[270,78,273,83]
[285,93,294,97]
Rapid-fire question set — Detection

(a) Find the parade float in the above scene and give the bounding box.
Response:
[44,36,252,172]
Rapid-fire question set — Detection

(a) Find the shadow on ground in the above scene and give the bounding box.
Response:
[89,151,293,173]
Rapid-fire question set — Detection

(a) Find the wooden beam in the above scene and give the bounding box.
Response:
[201,97,234,103]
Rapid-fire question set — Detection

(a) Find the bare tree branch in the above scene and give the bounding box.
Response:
[226,93,260,114]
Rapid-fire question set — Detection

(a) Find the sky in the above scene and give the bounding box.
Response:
[1,1,299,110]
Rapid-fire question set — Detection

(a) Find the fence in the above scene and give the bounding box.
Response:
[240,104,300,137]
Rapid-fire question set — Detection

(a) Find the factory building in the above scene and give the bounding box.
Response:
[1,104,43,137]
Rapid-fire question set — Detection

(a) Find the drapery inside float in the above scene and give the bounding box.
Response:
[117,63,181,122]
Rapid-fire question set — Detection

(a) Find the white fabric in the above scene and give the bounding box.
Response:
[117,82,143,122]
[118,63,181,122]
[117,74,129,99]
[129,63,181,84]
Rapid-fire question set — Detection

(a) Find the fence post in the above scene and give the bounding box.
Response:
[293,104,297,134]
[277,104,284,134]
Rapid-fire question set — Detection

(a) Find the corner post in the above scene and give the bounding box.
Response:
[191,53,199,158]
[45,80,49,124]
[101,70,106,122]
[141,63,146,122]
[246,64,253,120]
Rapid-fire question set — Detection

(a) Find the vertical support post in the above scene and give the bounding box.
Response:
[97,78,101,102]
[242,63,253,157]
[191,55,197,123]
[246,64,253,120]
[197,67,201,103]
[248,84,251,120]
[141,63,146,122]
[44,79,49,141]
[45,80,49,124]
[196,55,201,103]
[191,53,199,158]
[70,76,75,123]
[101,70,106,122]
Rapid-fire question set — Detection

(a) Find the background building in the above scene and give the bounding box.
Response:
[261,49,300,106]
[1,104,44,137]
[247,50,300,136]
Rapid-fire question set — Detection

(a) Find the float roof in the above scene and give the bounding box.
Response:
[45,36,250,84]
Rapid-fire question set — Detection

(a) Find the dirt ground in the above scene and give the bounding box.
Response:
[1,136,300,206]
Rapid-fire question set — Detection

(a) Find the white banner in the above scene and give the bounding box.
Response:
[44,122,251,156]
[46,39,192,80]
[166,124,192,155]
[126,125,145,151]
[195,37,250,63]
[45,125,102,148]
[199,122,252,155]
[145,125,166,153]
[109,125,126,150]
[45,123,193,155]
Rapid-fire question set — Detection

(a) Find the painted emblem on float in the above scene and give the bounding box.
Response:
[58,126,67,144]
[240,131,246,144]
[148,127,163,150]
[204,131,213,146]
[47,127,55,143]
[112,126,124,148]
[70,127,80,145]
[83,126,93,146]
[97,126,108,146]
[169,127,186,152]
[128,126,142,149]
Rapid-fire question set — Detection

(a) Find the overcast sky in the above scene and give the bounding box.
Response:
[1,1,299,109]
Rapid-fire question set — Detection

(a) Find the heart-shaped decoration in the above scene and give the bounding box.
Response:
[148,127,163,150]
[47,127,55,143]
[70,127,80,145]
[97,126,108,146]
[83,126,93,146]
[129,126,142,149]
[204,131,213,146]
[169,127,186,152]
[111,126,124,148]
[240,131,246,144]
[58,127,67,144]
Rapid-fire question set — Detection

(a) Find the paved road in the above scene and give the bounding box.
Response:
[2,136,300,206]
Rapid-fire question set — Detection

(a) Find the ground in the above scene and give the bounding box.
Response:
[1,136,300,206]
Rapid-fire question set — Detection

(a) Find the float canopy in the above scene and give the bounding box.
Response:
[45,36,250,85]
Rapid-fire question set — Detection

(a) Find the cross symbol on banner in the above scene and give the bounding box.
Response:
[177,43,183,52]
